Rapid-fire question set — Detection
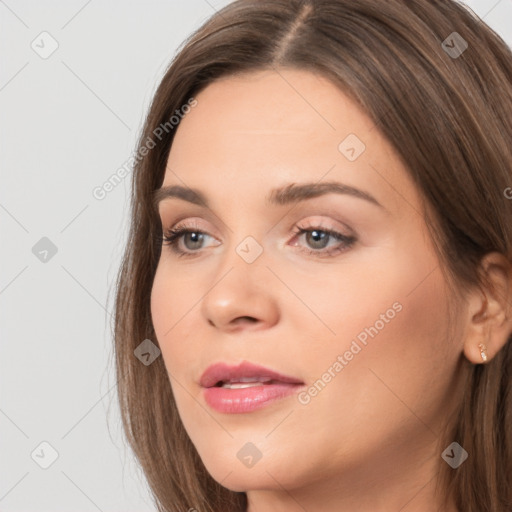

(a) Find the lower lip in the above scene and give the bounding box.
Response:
[203,383,302,413]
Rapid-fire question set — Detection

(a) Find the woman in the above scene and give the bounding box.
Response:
[113,0,512,510]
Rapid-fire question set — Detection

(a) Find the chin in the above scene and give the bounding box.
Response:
[207,464,285,493]
[195,443,294,491]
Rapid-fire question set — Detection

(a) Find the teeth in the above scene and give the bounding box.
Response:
[221,381,271,389]
[236,377,273,383]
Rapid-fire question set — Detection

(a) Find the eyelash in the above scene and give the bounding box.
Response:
[161,222,356,259]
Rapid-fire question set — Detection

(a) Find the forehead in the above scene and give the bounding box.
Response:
[169,69,368,159]
[163,68,422,217]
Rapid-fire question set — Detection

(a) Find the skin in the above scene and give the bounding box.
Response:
[150,69,512,512]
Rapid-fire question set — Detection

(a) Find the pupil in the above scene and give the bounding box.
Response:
[307,230,329,249]
[185,232,203,249]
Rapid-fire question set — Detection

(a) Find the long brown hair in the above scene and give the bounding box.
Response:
[112,1,512,510]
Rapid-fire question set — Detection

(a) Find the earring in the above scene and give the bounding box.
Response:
[478,343,488,362]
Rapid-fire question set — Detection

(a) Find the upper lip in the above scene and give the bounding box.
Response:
[200,361,304,388]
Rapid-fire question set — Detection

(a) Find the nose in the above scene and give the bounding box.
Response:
[200,245,280,333]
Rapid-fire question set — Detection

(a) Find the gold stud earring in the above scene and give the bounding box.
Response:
[478,343,488,362]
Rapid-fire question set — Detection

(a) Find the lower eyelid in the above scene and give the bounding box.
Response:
[163,226,356,258]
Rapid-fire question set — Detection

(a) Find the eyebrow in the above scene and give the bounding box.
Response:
[152,181,385,212]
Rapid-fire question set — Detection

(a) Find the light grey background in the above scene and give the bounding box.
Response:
[1,1,511,511]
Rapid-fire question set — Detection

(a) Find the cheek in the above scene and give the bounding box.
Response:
[150,264,195,371]
[303,246,456,431]
[342,251,453,375]
[286,222,454,390]
[150,265,203,422]
[281,259,455,473]
[150,266,171,347]
[318,226,454,363]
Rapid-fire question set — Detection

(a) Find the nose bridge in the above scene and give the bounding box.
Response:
[199,225,280,330]
[217,206,268,268]
[214,229,268,291]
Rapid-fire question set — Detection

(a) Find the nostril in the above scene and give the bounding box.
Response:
[234,316,258,324]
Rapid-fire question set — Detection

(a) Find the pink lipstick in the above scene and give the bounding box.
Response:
[200,361,304,414]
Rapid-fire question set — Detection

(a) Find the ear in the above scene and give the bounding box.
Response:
[463,252,512,364]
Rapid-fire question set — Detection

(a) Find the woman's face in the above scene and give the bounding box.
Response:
[150,69,467,505]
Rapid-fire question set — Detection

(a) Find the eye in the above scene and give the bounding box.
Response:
[162,223,218,257]
[161,221,357,258]
[290,225,356,257]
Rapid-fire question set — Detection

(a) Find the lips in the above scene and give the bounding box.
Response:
[199,361,304,388]
[199,361,304,414]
